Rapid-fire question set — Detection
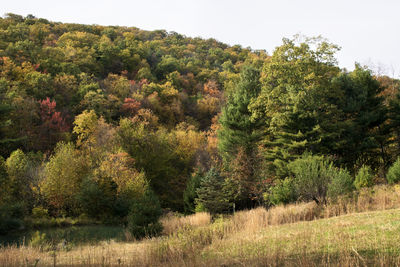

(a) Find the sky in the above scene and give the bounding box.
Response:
[2,0,400,77]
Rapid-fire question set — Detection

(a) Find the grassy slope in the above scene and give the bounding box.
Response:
[203,208,400,266]
[2,207,400,266]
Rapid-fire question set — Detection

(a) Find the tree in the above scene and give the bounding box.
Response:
[218,65,264,209]
[183,171,202,214]
[5,149,29,201]
[117,118,201,211]
[0,156,10,205]
[354,165,374,189]
[387,157,400,184]
[250,36,341,177]
[73,110,98,149]
[331,66,388,173]
[40,143,88,216]
[219,65,263,160]
[195,168,231,214]
[38,98,69,151]
[127,189,163,239]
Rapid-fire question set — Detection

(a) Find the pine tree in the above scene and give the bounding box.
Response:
[218,66,263,208]
[331,66,389,172]
[127,189,163,239]
[249,36,342,177]
[195,168,231,214]
[218,65,263,161]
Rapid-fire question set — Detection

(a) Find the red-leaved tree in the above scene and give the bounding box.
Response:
[38,98,69,151]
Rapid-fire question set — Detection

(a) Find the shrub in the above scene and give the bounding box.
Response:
[29,231,48,250]
[195,202,207,213]
[76,177,116,220]
[354,165,374,189]
[0,202,25,234]
[327,168,354,200]
[269,178,297,205]
[387,158,400,184]
[0,156,10,205]
[127,189,163,239]
[288,154,333,205]
[32,206,49,219]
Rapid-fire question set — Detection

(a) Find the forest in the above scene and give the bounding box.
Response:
[1,13,400,239]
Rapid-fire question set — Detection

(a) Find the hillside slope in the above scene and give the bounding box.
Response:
[2,206,400,266]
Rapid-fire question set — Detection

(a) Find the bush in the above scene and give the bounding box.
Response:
[127,189,163,239]
[195,202,207,213]
[269,178,297,205]
[29,230,46,246]
[288,154,333,205]
[32,206,49,219]
[76,177,116,220]
[0,156,10,205]
[387,158,400,184]
[0,202,25,234]
[354,165,374,189]
[327,168,354,200]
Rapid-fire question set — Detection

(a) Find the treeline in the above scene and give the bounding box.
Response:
[1,14,400,237]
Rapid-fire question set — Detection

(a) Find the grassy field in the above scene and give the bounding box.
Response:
[2,185,400,266]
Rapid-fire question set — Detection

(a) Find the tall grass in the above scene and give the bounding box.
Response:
[160,212,211,235]
[2,184,400,266]
[324,184,400,217]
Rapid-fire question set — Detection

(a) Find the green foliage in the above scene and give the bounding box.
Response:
[117,118,200,211]
[331,67,388,172]
[195,168,231,214]
[354,165,374,190]
[76,177,116,220]
[0,156,10,204]
[183,172,202,214]
[288,153,333,204]
[387,158,400,184]
[0,14,398,220]
[5,149,28,200]
[218,65,262,161]
[218,65,263,209]
[127,189,163,239]
[327,169,354,200]
[29,231,48,248]
[194,202,207,213]
[31,206,49,219]
[40,142,88,216]
[250,36,341,177]
[0,202,25,234]
[269,178,297,205]
[73,110,98,148]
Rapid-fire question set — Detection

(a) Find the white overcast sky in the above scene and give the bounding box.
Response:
[2,0,400,77]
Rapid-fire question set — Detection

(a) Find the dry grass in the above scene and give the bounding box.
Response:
[324,184,400,217]
[2,184,400,266]
[160,212,211,235]
[229,202,321,234]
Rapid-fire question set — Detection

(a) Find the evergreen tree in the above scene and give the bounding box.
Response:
[250,37,341,178]
[195,168,231,214]
[183,171,202,214]
[331,66,388,173]
[218,65,263,160]
[127,189,163,239]
[218,65,263,208]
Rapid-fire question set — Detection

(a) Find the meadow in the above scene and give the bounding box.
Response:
[1,185,400,266]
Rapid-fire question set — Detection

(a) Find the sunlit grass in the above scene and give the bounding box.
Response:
[2,184,400,266]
